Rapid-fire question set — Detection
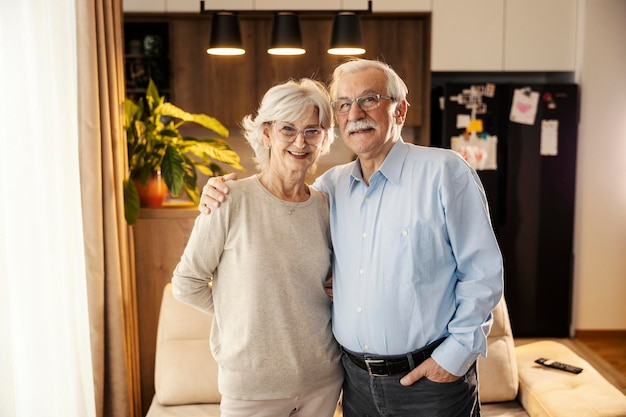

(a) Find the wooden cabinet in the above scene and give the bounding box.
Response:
[431,0,578,71]
[168,17,258,125]
[133,207,198,415]
[361,15,428,127]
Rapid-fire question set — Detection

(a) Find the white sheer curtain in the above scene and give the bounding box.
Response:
[0,1,96,416]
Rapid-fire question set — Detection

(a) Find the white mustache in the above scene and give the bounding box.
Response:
[345,120,378,135]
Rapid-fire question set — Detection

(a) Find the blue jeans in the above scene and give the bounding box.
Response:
[341,354,480,417]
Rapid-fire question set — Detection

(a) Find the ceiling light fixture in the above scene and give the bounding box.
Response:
[328,12,366,56]
[268,12,306,56]
[199,1,372,56]
[207,12,245,56]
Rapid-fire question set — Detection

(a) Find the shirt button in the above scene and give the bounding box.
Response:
[359,269,365,275]
[364,345,369,351]
[357,307,362,313]
[402,229,408,237]
[362,232,367,238]
[364,197,370,203]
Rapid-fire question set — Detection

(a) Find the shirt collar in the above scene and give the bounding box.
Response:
[349,137,408,187]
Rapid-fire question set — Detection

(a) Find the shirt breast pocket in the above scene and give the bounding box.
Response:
[380,224,436,285]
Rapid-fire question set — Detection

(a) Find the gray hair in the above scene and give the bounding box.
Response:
[241,78,335,172]
[329,58,409,104]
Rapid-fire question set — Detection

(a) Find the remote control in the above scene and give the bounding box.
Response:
[535,358,583,374]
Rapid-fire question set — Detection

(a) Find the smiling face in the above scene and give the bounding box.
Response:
[334,67,405,164]
[262,107,326,179]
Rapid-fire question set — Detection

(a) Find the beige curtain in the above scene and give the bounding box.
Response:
[75,0,141,416]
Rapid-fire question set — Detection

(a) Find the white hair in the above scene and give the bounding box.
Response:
[329,58,409,103]
[241,78,335,172]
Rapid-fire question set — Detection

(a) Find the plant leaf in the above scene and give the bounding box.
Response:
[145,79,161,112]
[123,178,140,225]
[124,99,141,128]
[182,137,244,170]
[161,145,186,196]
[185,184,201,205]
[195,161,228,177]
[157,102,229,137]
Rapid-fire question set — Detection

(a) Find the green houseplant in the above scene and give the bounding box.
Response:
[123,79,243,225]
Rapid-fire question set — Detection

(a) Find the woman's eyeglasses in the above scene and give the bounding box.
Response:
[273,122,325,146]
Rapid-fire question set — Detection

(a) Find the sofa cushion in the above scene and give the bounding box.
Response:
[515,340,626,417]
[145,396,221,417]
[478,296,519,403]
[481,400,529,417]
[154,284,220,406]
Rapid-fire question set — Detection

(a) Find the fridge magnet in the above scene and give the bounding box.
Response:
[484,83,496,98]
[475,103,487,114]
[542,92,557,109]
[466,119,484,133]
[451,133,498,171]
[540,119,559,156]
[450,84,491,119]
[470,85,485,96]
[509,88,540,125]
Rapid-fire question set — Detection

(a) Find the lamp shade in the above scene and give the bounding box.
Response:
[328,12,366,55]
[268,12,305,55]
[207,12,245,56]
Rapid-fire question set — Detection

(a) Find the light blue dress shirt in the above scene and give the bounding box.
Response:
[313,139,503,376]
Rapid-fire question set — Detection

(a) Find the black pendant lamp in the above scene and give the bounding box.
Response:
[328,12,366,56]
[207,12,245,56]
[268,12,305,55]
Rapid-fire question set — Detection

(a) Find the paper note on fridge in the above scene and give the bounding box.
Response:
[456,114,470,129]
[451,134,498,171]
[541,120,559,156]
[510,88,540,125]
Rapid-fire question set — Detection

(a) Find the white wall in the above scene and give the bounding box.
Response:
[573,0,626,330]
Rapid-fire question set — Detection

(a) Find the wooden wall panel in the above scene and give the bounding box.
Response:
[361,16,427,126]
[169,18,258,125]
[166,14,429,129]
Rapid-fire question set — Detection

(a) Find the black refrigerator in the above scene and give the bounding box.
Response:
[431,83,579,337]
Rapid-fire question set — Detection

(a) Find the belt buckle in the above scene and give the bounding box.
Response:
[364,358,387,376]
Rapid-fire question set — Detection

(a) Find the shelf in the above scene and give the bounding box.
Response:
[124,20,171,97]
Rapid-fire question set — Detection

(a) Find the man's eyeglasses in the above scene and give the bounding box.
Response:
[273,122,325,146]
[331,94,395,114]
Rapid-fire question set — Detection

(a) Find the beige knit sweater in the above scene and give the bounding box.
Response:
[172,175,343,401]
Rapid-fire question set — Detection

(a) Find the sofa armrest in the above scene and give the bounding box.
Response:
[515,340,626,417]
[479,297,519,403]
[154,284,221,406]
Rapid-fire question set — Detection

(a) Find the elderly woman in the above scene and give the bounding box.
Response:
[171,78,342,417]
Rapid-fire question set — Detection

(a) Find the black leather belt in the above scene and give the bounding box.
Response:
[343,338,445,377]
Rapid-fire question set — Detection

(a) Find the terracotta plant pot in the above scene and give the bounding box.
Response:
[134,171,168,207]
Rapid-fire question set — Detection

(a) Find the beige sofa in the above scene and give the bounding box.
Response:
[147,284,626,417]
